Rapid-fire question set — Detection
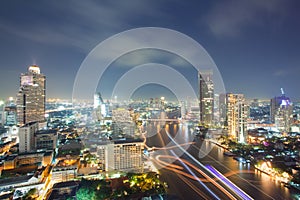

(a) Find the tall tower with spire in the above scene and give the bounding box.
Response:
[16,65,46,126]
[270,88,292,132]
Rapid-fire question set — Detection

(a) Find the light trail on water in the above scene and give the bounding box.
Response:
[169,150,222,200]
[143,126,255,199]
[206,165,253,200]
[164,130,253,200]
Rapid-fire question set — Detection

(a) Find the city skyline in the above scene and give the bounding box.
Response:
[0,1,300,101]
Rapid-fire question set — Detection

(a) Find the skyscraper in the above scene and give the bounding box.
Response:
[94,92,104,109]
[218,93,227,126]
[16,65,46,126]
[226,93,249,143]
[270,89,292,132]
[94,92,107,122]
[3,100,17,127]
[199,70,214,126]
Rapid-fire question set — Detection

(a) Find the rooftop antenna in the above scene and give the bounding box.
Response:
[280,88,285,96]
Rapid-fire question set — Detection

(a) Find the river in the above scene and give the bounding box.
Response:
[145,121,299,200]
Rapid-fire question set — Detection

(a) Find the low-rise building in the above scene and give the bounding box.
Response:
[52,159,78,183]
[47,181,79,200]
[0,166,47,196]
[35,129,58,151]
[3,151,53,170]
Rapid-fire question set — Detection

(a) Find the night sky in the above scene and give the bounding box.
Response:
[0,1,300,101]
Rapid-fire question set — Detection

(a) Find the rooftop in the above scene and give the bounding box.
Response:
[53,180,79,189]
[1,165,38,178]
[113,138,143,144]
[0,175,34,187]
[21,122,38,127]
[36,129,57,135]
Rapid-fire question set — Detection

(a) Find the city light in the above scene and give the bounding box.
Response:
[0,2,299,199]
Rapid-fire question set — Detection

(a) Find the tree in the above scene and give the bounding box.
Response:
[23,188,37,200]
[291,172,300,184]
[94,186,112,200]
[76,187,95,200]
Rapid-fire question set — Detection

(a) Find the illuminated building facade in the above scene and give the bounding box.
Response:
[112,108,135,136]
[199,70,214,126]
[3,105,17,127]
[97,139,144,172]
[52,160,78,183]
[271,89,292,132]
[94,92,104,108]
[226,93,249,143]
[16,65,46,126]
[218,93,227,126]
[4,151,53,170]
[94,92,107,121]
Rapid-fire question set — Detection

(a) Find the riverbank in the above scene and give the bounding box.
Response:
[207,139,300,193]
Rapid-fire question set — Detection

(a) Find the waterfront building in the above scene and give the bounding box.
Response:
[199,70,214,126]
[226,93,249,143]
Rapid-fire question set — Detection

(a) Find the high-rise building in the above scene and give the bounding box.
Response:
[18,122,38,153]
[219,93,227,126]
[226,93,249,143]
[213,94,220,125]
[3,105,17,127]
[199,70,214,126]
[94,92,103,109]
[112,108,135,136]
[270,89,292,132]
[97,139,144,172]
[94,92,103,122]
[16,65,46,126]
[3,97,17,127]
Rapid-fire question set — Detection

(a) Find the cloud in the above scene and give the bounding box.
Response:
[0,1,168,52]
[272,67,300,77]
[203,0,286,37]
[273,69,288,77]
[111,49,191,69]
